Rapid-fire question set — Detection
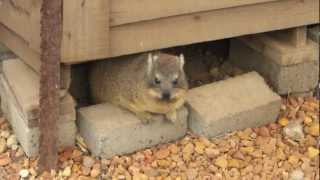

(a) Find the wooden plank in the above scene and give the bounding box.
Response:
[102,0,318,61]
[110,0,279,26]
[0,23,41,72]
[61,0,110,62]
[0,0,32,43]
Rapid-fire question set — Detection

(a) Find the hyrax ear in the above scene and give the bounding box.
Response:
[179,54,185,71]
[147,53,153,75]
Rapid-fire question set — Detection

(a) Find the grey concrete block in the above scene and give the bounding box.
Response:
[79,103,188,158]
[0,75,76,157]
[2,59,76,127]
[187,72,281,138]
[308,25,319,43]
[230,39,319,94]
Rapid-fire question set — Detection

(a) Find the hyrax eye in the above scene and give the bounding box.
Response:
[172,79,178,85]
[154,77,161,84]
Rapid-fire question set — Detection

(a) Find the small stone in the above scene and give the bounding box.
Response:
[205,148,220,158]
[0,138,7,153]
[278,118,289,126]
[240,146,254,154]
[0,154,11,166]
[155,148,170,159]
[288,155,300,165]
[307,146,319,159]
[289,169,304,180]
[15,147,25,158]
[82,156,95,168]
[276,149,286,160]
[157,159,171,168]
[6,135,17,148]
[214,156,228,168]
[182,143,194,162]
[228,159,241,168]
[186,169,198,179]
[194,141,205,154]
[90,166,101,178]
[62,166,71,177]
[283,121,304,141]
[258,127,270,137]
[81,166,91,176]
[304,116,313,125]
[305,122,319,136]
[168,144,179,154]
[19,169,29,178]
[0,130,10,138]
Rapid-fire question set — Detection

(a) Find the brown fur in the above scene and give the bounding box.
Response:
[89,53,188,124]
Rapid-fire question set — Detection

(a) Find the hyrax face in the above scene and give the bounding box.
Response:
[146,53,188,102]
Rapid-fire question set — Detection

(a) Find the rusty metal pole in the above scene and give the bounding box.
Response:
[38,0,62,171]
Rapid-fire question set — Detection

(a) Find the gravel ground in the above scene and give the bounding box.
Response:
[0,95,318,180]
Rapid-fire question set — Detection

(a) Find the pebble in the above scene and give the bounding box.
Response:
[303,116,313,125]
[168,144,179,154]
[155,148,170,159]
[0,154,11,166]
[0,130,10,139]
[83,156,95,168]
[19,169,29,178]
[305,122,319,136]
[258,127,270,137]
[279,117,289,126]
[0,138,7,153]
[6,135,17,149]
[288,155,300,165]
[214,156,228,168]
[289,169,304,180]
[283,121,304,141]
[62,166,71,177]
[307,146,319,159]
[205,148,220,158]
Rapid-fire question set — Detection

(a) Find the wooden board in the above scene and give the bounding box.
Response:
[104,0,319,61]
[1,0,318,64]
[0,24,41,72]
[110,0,279,26]
[61,0,110,62]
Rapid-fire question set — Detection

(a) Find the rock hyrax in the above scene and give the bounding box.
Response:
[89,52,188,124]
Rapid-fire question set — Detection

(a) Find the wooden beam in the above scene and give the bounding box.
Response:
[61,0,110,62]
[38,0,62,171]
[0,23,40,72]
[106,0,318,60]
[0,0,32,44]
[110,0,279,26]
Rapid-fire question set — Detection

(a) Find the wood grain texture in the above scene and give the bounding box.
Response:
[61,0,110,62]
[110,0,279,26]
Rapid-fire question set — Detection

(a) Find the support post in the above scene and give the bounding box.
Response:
[38,0,62,171]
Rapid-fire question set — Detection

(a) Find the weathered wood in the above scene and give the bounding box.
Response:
[39,0,62,171]
[105,0,319,60]
[62,0,110,62]
[1,0,318,64]
[110,0,279,26]
[0,0,32,44]
[0,24,40,72]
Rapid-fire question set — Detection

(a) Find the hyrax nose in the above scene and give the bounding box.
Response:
[161,91,171,101]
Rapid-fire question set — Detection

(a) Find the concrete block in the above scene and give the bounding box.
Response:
[230,39,319,94]
[187,72,281,138]
[308,25,319,43]
[2,59,76,127]
[0,75,76,157]
[79,103,188,158]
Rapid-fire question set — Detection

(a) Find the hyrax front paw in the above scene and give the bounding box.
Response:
[136,112,153,124]
[165,110,177,123]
